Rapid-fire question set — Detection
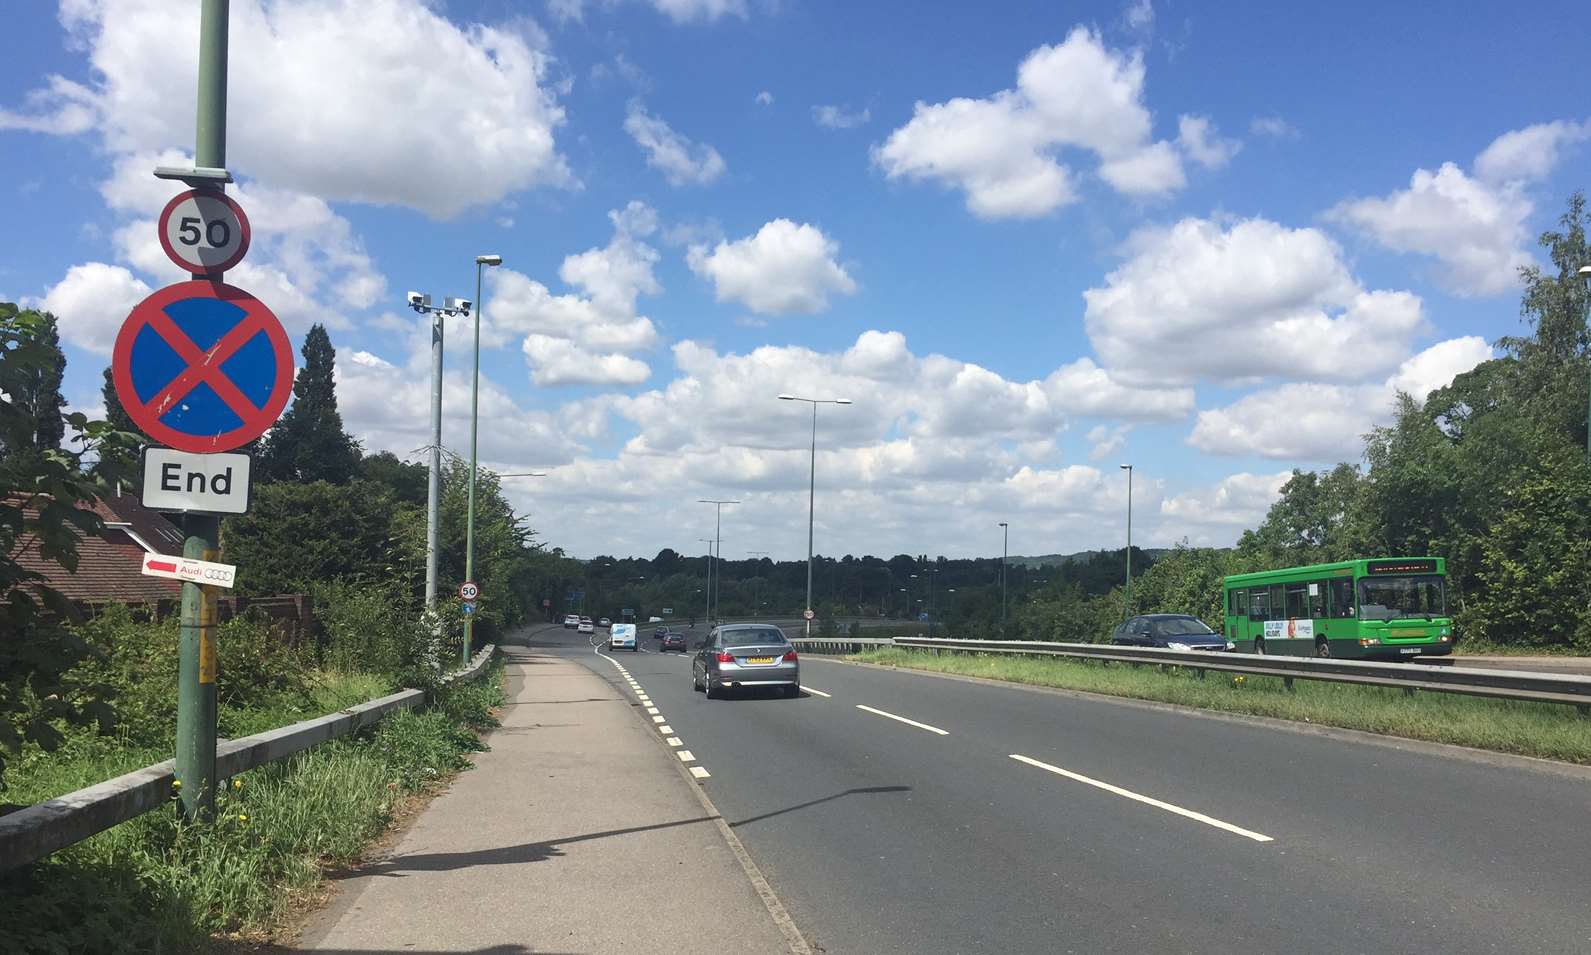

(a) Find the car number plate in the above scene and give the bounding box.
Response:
[746,656,775,664]
[1400,648,1418,654]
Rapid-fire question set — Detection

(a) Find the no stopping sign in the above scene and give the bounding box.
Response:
[159,189,251,275]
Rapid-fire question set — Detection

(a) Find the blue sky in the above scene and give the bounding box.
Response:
[2,0,1587,560]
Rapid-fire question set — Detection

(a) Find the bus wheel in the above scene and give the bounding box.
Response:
[1315,638,1331,658]
[1254,638,1265,655]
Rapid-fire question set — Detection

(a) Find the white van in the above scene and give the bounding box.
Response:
[608,623,638,652]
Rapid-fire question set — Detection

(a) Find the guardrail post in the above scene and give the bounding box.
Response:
[1283,676,1295,692]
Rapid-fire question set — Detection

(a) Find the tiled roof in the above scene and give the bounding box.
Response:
[6,492,183,605]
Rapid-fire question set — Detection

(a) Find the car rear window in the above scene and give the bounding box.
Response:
[721,628,789,648]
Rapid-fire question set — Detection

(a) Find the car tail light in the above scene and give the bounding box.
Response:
[716,651,735,663]
[783,650,799,662]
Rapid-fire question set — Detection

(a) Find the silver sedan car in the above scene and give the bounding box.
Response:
[692,624,800,698]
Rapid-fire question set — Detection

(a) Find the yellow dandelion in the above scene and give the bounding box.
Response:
[237,814,248,823]
[172,779,183,788]
[232,778,243,790]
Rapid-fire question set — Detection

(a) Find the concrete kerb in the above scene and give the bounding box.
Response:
[586,643,813,955]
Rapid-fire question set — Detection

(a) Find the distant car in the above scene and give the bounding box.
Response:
[580,616,592,625]
[598,617,612,628]
[577,620,594,634]
[563,614,580,629]
[609,623,638,652]
[1110,614,1234,651]
[660,631,687,652]
[653,626,671,643]
[648,616,663,623]
[693,624,800,698]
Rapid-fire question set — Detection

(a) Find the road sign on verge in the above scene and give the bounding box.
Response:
[141,448,251,514]
[803,609,816,620]
[113,281,293,453]
[140,552,237,588]
[461,602,477,616]
[459,581,479,601]
[159,189,251,275]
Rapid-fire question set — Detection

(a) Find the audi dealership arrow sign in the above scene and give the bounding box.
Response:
[141,552,237,589]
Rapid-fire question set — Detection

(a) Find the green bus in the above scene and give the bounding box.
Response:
[1222,558,1454,660]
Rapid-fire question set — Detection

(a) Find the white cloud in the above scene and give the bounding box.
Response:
[1188,336,1495,460]
[1087,424,1131,460]
[486,202,663,385]
[1083,216,1426,387]
[873,26,1187,218]
[1159,471,1291,542]
[813,104,871,129]
[1122,0,1154,32]
[6,0,572,218]
[32,263,151,355]
[651,0,748,22]
[1249,116,1299,139]
[755,90,774,106]
[1327,120,1588,297]
[624,103,727,186]
[687,219,857,314]
[1177,115,1240,169]
[522,335,651,386]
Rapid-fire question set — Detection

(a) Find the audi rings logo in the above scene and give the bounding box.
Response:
[201,567,233,582]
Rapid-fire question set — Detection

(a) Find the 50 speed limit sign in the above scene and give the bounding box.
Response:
[158,188,251,275]
[459,581,480,601]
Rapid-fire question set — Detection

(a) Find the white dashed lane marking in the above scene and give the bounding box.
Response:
[1008,754,1274,843]
[690,766,711,779]
[595,642,711,782]
[856,704,949,736]
[803,687,832,698]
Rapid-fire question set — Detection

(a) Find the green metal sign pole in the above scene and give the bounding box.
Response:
[174,0,229,822]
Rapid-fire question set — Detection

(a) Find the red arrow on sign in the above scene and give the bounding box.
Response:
[146,559,179,573]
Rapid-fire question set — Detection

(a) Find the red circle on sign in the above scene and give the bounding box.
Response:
[112,281,294,453]
[158,189,252,276]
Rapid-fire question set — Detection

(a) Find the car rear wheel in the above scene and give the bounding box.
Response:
[1315,638,1331,658]
[704,677,718,700]
[784,684,800,699]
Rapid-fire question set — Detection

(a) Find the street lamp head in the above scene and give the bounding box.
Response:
[777,394,796,401]
[999,521,1008,528]
[834,398,854,405]
[1119,463,1132,470]
[475,254,503,266]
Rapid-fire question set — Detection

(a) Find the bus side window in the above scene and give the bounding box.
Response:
[1284,584,1307,619]
[1329,578,1354,618]
[1307,582,1326,619]
[1269,585,1285,620]
[1229,588,1246,615]
[1249,589,1270,620]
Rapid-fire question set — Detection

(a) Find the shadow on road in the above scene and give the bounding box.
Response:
[730,785,912,829]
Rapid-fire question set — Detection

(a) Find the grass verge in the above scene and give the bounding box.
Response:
[0,661,504,954]
[852,648,1591,764]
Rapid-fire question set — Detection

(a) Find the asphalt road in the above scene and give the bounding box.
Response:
[535,624,1591,954]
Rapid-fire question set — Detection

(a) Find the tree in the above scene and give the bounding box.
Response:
[0,306,116,788]
[91,365,145,485]
[0,304,66,462]
[258,324,361,484]
[222,480,410,596]
[358,451,428,505]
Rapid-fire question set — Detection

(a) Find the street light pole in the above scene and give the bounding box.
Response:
[998,522,1008,636]
[778,394,852,635]
[1579,266,1591,467]
[461,254,501,664]
[748,551,770,619]
[699,500,738,623]
[698,537,715,623]
[1120,463,1133,621]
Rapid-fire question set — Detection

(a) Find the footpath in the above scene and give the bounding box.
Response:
[293,636,800,954]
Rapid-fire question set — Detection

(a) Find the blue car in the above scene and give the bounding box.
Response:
[1110,614,1234,651]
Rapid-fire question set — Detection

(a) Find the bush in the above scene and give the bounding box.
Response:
[314,580,461,691]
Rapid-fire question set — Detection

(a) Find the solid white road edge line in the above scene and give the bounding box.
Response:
[855,704,949,736]
[1008,754,1274,843]
[803,687,832,698]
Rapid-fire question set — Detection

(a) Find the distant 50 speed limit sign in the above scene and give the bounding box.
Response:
[158,188,251,275]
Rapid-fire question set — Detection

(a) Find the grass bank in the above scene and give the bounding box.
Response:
[0,662,504,954]
[852,648,1591,764]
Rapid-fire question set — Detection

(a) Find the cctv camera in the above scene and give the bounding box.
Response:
[455,298,472,315]
[406,291,432,312]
